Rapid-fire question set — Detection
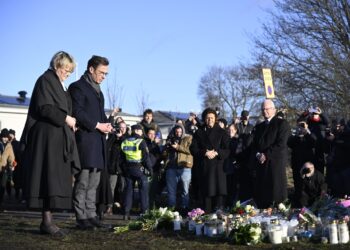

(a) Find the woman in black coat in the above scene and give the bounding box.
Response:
[21,51,80,236]
[190,108,230,212]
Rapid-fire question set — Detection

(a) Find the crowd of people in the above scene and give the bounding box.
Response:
[1,51,350,237]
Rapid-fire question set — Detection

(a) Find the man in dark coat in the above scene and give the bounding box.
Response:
[251,99,290,208]
[190,108,230,212]
[69,55,113,230]
[236,110,254,201]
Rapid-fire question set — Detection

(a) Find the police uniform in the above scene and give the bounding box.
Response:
[121,125,152,217]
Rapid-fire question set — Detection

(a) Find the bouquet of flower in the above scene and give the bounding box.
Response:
[231,200,257,217]
[298,207,318,224]
[277,200,291,217]
[310,194,349,219]
[336,196,350,208]
[229,223,262,245]
[188,208,205,223]
[231,214,245,230]
[114,207,177,234]
[231,201,246,215]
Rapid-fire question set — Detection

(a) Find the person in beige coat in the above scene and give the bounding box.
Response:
[0,128,15,211]
[164,124,193,214]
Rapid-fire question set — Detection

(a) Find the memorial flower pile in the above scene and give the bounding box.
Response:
[114,196,350,246]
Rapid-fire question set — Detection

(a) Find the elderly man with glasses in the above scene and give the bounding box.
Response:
[250,99,290,209]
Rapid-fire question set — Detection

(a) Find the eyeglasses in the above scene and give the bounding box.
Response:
[95,69,108,76]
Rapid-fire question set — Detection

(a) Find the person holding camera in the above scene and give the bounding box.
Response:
[164,125,193,214]
[106,121,128,214]
[298,162,327,207]
[298,107,329,174]
[287,120,317,206]
[121,124,152,219]
[185,112,201,135]
[324,119,350,197]
[146,128,165,209]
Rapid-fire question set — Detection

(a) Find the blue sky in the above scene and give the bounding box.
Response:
[0,0,274,115]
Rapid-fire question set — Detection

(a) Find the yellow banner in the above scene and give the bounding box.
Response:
[262,68,275,99]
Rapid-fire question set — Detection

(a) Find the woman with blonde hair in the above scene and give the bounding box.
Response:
[21,51,80,237]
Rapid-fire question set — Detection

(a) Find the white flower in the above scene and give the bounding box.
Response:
[210,214,218,220]
[159,207,167,216]
[173,211,179,217]
[245,205,252,213]
[278,203,286,211]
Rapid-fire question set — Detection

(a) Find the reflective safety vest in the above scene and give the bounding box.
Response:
[121,138,143,163]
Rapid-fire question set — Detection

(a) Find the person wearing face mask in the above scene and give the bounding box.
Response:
[190,108,230,212]
[20,51,80,237]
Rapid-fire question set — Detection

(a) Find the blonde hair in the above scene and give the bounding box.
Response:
[49,51,76,72]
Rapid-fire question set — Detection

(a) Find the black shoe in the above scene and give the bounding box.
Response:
[76,219,95,230]
[88,217,112,229]
[40,223,67,238]
[98,211,104,221]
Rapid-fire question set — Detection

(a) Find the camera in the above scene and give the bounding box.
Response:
[170,138,180,145]
[295,127,305,137]
[166,137,180,148]
[190,125,198,134]
[301,167,311,175]
[113,123,122,134]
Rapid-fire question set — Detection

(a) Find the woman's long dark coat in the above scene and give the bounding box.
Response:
[190,124,230,197]
[21,69,80,210]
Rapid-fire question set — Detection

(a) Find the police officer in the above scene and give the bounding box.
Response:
[121,124,152,220]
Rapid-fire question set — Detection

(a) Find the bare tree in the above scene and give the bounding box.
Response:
[252,0,350,119]
[106,69,124,111]
[198,65,265,119]
[136,83,150,115]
